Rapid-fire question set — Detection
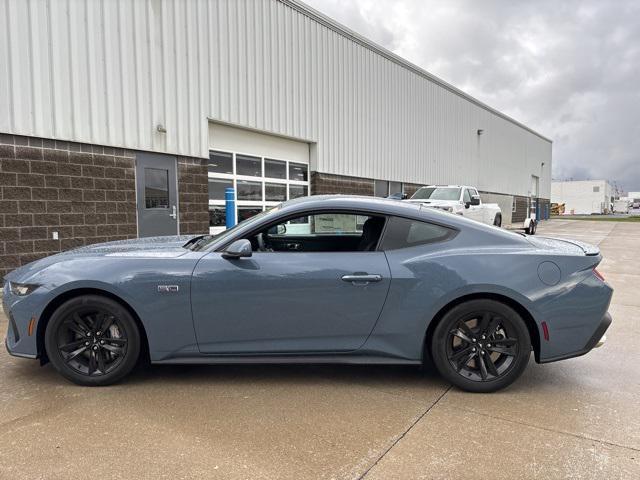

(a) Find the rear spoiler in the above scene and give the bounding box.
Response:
[560,238,600,256]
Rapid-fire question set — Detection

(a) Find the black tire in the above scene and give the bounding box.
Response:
[430,299,531,393]
[44,295,141,386]
[526,221,536,235]
[493,214,502,227]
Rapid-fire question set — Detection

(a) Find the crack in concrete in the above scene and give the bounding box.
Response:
[452,405,640,453]
[357,385,453,480]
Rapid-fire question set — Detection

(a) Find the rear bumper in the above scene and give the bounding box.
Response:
[539,311,612,364]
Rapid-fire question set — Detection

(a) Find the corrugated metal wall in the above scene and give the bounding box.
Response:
[0,0,552,198]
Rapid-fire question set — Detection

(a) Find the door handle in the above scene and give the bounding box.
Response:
[341,274,383,285]
[170,205,177,219]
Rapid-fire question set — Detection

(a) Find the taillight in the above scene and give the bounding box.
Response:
[593,268,605,282]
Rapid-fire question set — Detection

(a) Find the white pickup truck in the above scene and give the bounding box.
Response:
[406,185,503,227]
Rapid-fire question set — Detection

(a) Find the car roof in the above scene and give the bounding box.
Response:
[281,194,422,215]
[277,194,467,226]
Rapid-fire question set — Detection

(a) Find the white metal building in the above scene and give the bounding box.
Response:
[0,0,552,275]
[551,180,614,215]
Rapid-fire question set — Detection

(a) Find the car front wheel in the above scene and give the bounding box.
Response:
[430,299,531,393]
[44,295,141,386]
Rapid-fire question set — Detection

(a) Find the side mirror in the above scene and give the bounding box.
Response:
[402,193,408,200]
[470,195,480,206]
[221,239,252,259]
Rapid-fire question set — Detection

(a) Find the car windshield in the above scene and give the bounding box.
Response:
[411,187,461,201]
[186,205,282,251]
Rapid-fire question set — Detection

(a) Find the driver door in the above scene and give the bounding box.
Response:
[190,212,392,354]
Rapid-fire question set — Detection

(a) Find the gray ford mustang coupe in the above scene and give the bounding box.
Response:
[3,196,612,392]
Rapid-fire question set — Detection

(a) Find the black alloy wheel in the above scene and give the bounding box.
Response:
[45,295,140,386]
[430,299,531,393]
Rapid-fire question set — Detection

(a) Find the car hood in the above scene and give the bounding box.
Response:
[526,235,600,256]
[4,234,201,282]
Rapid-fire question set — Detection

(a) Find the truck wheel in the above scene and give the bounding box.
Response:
[493,214,502,227]
[526,221,536,235]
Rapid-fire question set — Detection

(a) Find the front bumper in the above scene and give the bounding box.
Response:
[539,311,612,364]
[2,281,47,359]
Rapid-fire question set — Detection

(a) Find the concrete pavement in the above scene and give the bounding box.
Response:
[0,219,638,479]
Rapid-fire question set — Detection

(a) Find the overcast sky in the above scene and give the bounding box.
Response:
[305,0,640,194]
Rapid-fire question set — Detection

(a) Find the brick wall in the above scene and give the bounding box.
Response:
[177,157,209,234]
[311,172,425,198]
[512,195,530,224]
[311,172,374,196]
[0,135,137,278]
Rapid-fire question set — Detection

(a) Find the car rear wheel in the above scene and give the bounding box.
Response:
[430,299,531,393]
[44,295,140,386]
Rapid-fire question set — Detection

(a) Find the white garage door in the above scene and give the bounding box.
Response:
[208,123,310,233]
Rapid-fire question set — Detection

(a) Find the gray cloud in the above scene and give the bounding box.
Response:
[305,0,640,194]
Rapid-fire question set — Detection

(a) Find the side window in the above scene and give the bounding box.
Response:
[469,188,479,198]
[463,189,472,203]
[249,212,386,252]
[380,216,454,250]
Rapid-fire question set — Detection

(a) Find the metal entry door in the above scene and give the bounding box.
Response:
[136,153,178,237]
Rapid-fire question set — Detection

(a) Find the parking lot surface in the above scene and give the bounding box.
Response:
[1,219,639,479]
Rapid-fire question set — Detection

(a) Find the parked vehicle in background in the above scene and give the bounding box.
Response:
[613,199,630,214]
[406,185,503,227]
[386,192,408,200]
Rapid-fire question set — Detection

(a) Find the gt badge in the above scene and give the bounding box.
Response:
[157,285,179,293]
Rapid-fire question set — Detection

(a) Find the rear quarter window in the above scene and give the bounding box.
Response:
[380,216,454,250]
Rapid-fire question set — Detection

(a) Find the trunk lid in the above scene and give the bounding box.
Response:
[526,236,600,256]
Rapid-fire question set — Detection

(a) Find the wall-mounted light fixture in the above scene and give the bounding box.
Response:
[477,129,484,136]
[156,124,167,133]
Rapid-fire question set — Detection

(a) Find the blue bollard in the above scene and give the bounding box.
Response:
[225,187,236,229]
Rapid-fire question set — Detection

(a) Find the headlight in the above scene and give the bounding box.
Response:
[9,282,39,296]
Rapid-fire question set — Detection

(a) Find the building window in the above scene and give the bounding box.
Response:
[238,206,263,222]
[236,154,262,177]
[389,181,403,196]
[209,207,226,227]
[374,180,388,197]
[289,184,308,199]
[237,180,262,201]
[289,162,308,181]
[593,186,600,192]
[265,159,287,179]
[208,178,233,200]
[207,150,309,233]
[209,151,233,174]
[265,182,287,201]
[144,168,169,208]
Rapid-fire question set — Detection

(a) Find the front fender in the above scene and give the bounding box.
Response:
[5,254,202,361]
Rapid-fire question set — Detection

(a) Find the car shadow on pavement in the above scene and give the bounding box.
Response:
[5,353,570,395]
